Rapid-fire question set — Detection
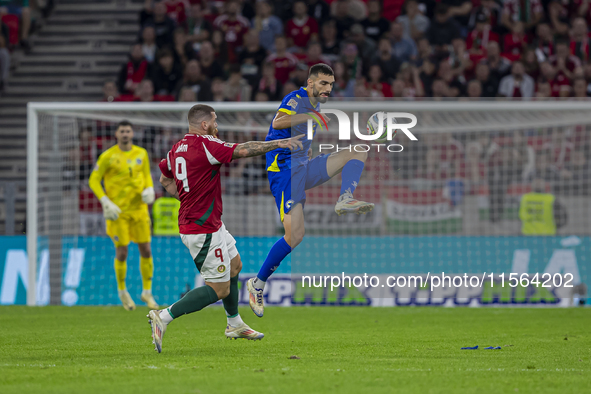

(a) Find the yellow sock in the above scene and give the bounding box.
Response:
[114,259,127,291]
[140,256,153,291]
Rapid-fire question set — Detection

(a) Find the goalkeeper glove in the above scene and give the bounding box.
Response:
[100,196,121,221]
[141,187,155,204]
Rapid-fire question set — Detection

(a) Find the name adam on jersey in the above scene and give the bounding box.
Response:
[175,144,188,153]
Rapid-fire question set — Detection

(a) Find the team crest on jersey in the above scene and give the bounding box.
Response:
[114,236,119,241]
[287,98,298,109]
[136,158,142,165]
[217,265,226,273]
[285,199,295,210]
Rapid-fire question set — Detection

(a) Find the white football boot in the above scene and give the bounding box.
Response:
[334,190,375,216]
[247,278,264,317]
[225,323,265,340]
[147,310,167,353]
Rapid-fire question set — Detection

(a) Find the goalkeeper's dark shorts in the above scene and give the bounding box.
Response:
[267,154,331,222]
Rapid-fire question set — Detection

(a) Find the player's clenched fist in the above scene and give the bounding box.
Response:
[100,196,122,220]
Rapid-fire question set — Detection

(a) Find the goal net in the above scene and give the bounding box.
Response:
[26,100,591,306]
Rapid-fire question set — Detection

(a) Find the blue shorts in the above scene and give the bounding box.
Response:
[268,154,331,221]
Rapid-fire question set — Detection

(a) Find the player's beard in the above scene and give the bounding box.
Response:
[313,86,330,103]
[208,124,218,137]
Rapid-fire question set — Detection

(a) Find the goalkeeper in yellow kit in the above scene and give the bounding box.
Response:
[89,120,158,310]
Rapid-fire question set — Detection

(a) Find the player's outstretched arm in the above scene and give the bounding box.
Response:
[272,111,330,130]
[232,135,304,159]
[159,174,180,200]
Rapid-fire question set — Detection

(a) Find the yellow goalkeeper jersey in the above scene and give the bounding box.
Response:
[89,145,154,213]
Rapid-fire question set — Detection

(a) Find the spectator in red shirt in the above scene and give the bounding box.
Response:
[265,36,298,84]
[538,61,567,97]
[286,1,319,51]
[163,0,189,25]
[570,17,590,63]
[213,0,250,62]
[503,21,529,58]
[117,43,148,94]
[532,23,554,62]
[466,12,499,56]
[549,40,581,82]
[366,64,393,97]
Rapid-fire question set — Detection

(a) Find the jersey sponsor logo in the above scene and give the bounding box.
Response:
[175,144,188,153]
[224,142,235,148]
[217,265,226,273]
[287,98,298,109]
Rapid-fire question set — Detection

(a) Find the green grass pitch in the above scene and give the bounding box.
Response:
[1,306,589,394]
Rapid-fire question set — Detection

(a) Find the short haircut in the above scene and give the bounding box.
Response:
[117,120,133,129]
[188,104,215,125]
[309,63,334,78]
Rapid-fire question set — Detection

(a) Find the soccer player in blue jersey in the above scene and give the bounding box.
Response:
[246,63,373,317]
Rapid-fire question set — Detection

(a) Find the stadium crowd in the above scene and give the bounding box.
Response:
[77,0,591,222]
[99,0,591,102]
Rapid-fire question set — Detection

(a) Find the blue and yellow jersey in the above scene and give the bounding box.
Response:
[89,145,154,213]
[265,87,320,172]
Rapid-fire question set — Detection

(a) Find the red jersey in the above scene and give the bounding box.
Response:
[165,0,189,24]
[213,14,250,47]
[286,16,318,48]
[159,134,237,234]
[265,53,298,84]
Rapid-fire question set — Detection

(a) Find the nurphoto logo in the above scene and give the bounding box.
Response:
[307,111,418,153]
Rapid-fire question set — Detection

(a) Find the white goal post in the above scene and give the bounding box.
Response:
[26,100,591,306]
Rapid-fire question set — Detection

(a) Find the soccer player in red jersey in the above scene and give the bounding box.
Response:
[147,104,303,353]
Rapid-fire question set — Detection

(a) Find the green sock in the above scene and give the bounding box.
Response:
[222,276,239,318]
[170,285,218,318]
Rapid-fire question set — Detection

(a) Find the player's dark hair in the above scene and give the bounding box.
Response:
[308,63,334,79]
[117,120,133,130]
[188,104,215,126]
